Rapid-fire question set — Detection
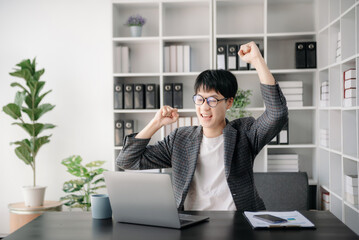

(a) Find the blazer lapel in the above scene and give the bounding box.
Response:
[223,122,237,178]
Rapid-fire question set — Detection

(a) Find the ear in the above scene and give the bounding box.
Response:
[226,97,234,110]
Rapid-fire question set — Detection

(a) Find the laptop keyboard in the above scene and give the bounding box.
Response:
[179,214,196,225]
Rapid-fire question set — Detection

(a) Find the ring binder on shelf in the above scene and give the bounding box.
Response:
[124,84,134,109]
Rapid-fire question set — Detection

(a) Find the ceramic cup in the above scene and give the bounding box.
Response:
[90,194,112,219]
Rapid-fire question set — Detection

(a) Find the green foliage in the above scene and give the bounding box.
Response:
[2,58,55,186]
[226,88,252,120]
[60,155,107,211]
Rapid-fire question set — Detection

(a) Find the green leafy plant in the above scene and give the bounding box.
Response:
[226,88,252,120]
[2,58,55,187]
[60,155,107,211]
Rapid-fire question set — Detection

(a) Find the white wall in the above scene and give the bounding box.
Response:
[0,0,113,234]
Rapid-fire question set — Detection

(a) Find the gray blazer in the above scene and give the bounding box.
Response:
[117,83,288,211]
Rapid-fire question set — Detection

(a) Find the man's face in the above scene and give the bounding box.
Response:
[194,87,233,131]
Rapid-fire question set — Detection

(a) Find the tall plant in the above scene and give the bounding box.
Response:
[60,155,107,211]
[2,58,55,187]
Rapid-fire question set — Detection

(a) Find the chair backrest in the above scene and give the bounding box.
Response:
[253,172,309,211]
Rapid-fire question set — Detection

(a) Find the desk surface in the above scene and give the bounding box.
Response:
[4,211,359,240]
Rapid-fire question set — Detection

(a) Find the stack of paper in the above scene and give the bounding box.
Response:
[320,81,329,107]
[164,45,191,73]
[267,154,299,172]
[345,175,358,205]
[278,81,303,107]
[343,68,356,107]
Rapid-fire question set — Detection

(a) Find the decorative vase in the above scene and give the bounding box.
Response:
[22,186,46,207]
[130,26,142,37]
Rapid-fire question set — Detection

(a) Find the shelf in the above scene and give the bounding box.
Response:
[113,37,159,43]
[114,109,159,113]
[288,107,316,110]
[216,34,265,39]
[267,144,316,149]
[266,32,316,40]
[162,35,211,42]
[270,69,316,74]
[163,72,201,76]
[113,73,160,77]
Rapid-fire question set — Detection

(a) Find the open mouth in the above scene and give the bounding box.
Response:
[201,113,213,119]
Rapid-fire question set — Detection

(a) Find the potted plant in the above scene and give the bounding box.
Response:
[226,88,252,120]
[60,155,107,211]
[2,58,55,206]
[125,14,146,37]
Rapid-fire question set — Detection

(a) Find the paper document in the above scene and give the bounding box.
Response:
[244,211,315,229]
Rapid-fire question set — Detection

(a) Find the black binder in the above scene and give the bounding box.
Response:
[134,84,145,109]
[163,83,173,107]
[114,120,124,146]
[217,45,226,70]
[145,84,158,109]
[173,83,183,109]
[227,44,238,70]
[124,120,134,136]
[124,84,134,109]
[114,81,123,109]
[306,42,317,68]
[295,42,306,69]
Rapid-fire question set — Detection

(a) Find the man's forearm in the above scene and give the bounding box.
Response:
[252,57,276,85]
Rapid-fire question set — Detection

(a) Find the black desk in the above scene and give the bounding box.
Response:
[4,211,359,240]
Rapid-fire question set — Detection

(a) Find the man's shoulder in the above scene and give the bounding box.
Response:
[228,117,256,130]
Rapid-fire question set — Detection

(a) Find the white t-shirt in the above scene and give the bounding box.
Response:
[184,134,237,210]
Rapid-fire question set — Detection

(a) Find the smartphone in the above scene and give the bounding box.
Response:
[253,214,288,224]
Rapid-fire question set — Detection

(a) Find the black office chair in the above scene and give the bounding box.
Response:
[253,172,309,211]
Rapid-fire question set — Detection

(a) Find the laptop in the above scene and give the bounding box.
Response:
[104,171,209,229]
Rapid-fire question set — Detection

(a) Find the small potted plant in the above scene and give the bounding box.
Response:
[125,14,146,37]
[2,58,55,206]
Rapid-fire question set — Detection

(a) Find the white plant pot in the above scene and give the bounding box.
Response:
[22,186,46,207]
[130,26,142,37]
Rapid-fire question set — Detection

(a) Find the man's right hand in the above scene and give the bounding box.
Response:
[135,105,179,139]
[154,105,179,128]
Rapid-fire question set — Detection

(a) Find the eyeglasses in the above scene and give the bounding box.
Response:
[192,94,227,108]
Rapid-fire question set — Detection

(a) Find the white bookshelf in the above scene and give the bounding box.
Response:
[317,0,359,235]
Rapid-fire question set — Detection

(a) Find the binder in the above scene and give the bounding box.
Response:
[279,122,289,144]
[114,46,122,73]
[145,84,158,109]
[170,45,177,72]
[124,84,134,109]
[183,45,191,72]
[134,84,145,109]
[238,44,248,70]
[217,45,226,70]
[163,83,173,107]
[227,44,238,70]
[295,42,306,69]
[173,83,183,109]
[306,42,317,68]
[114,81,123,109]
[124,120,134,136]
[164,46,170,72]
[177,45,184,72]
[114,120,124,146]
[121,46,130,73]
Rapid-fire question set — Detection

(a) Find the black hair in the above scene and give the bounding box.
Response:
[194,69,238,98]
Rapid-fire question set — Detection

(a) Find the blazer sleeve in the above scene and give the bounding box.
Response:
[245,83,288,156]
[116,128,178,170]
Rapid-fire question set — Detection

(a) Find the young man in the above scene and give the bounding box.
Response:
[117,42,288,211]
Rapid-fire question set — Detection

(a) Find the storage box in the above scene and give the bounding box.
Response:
[344,88,356,98]
[344,69,356,80]
[345,79,356,89]
[345,175,358,187]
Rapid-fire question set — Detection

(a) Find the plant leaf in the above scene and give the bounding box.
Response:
[35,90,52,107]
[3,104,21,119]
[63,180,85,193]
[62,156,88,177]
[33,69,45,81]
[12,139,32,153]
[91,185,107,191]
[12,123,55,137]
[33,135,51,156]
[15,145,33,165]
[10,68,32,82]
[92,177,105,185]
[14,91,26,108]
[10,82,30,95]
[16,59,34,74]
[35,104,55,120]
[85,161,106,168]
